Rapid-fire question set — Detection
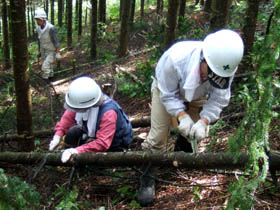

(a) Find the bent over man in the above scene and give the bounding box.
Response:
[138,29,244,206]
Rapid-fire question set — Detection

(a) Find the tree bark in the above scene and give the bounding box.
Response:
[67,0,73,48]
[209,0,232,32]
[140,0,145,19]
[178,0,186,30]
[242,0,260,57]
[58,0,63,27]
[98,0,106,23]
[0,151,279,170]
[90,0,97,59]
[164,0,179,50]
[50,0,55,24]
[118,0,131,57]
[130,0,136,28]
[78,0,83,37]
[1,0,11,70]
[10,0,34,152]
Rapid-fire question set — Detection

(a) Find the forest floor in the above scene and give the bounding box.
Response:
[1,8,280,210]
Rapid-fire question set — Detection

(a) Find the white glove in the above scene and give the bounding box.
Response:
[55,53,62,60]
[178,114,194,138]
[189,119,208,141]
[49,135,61,151]
[61,148,78,163]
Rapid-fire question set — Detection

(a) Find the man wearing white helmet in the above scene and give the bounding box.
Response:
[138,29,244,206]
[48,76,134,163]
[34,8,61,79]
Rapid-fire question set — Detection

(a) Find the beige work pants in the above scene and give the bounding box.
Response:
[141,83,206,152]
[41,50,55,79]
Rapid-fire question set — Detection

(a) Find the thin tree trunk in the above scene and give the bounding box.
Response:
[78,0,83,37]
[129,0,136,28]
[0,151,280,170]
[209,0,232,32]
[204,0,212,12]
[90,0,97,59]
[242,0,260,57]
[27,0,31,39]
[178,0,186,30]
[58,0,63,27]
[50,0,55,24]
[2,0,11,70]
[99,0,106,23]
[45,0,49,18]
[67,0,73,48]
[118,0,131,57]
[10,0,34,152]
[164,0,179,50]
[140,0,145,19]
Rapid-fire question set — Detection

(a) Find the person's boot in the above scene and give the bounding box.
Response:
[174,134,193,152]
[138,164,155,206]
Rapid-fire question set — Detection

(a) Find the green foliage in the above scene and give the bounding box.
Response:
[52,185,80,210]
[118,59,155,97]
[113,185,140,208]
[226,2,280,209]
[0,168,41,209]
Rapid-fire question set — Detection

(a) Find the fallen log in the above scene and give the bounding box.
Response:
[0,151,279,170]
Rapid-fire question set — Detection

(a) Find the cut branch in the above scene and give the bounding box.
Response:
[0,151,280,170]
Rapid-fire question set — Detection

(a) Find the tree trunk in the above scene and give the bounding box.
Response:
[178,0,186,30]
[50,0,55,24]
[67,0,73,48]
[164,0,179,50]
[10,0,34,152]
[140,0,145,19]
[130,0,136,28]
[204,0,212,12]
[118,0,131,57]
[2,0,11,70]
[242,0,260,57]
[98,0,106,23]
[45,0,49,18]
[78,0,83,37]
[27,0,31,39]
[0,151,280,170]
[90,0,97,59]
[58,0,63,27]
[209,0,232,32]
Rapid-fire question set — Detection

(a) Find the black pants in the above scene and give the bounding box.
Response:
[174,134,193,153]
[64,125,127,152]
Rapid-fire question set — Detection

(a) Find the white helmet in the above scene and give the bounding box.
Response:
[34,9,47,20]
[202,29,244,77]
[65,77,102,109]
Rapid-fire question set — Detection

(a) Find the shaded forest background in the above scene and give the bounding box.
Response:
[0,0,279,209]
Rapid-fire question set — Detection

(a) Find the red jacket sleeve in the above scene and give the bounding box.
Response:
[75,110,117,153]
[54,110,76,137]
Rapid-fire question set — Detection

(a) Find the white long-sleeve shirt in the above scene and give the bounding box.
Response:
[155,41,233,123]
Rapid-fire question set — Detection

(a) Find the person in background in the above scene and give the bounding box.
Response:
[138,29,244,206]
[48,76,134,163]
[34,8,61,80]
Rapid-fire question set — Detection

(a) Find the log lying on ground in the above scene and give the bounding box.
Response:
[0,151,280,170]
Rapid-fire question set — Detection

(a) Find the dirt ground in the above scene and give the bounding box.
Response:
[1,9,280,210]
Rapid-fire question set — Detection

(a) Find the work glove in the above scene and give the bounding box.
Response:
[189,119,208,141]
[49,135,61,151]
[55,53,62,60]
[178,113,194,138]
[61,148,78,163]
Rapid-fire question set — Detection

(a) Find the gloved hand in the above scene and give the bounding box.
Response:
[189,119,208,141]
[49,135,61,151]
[178,113,194,138]
[55,53,62,60]
[61,148,78,163]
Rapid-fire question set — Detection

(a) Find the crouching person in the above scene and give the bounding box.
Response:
[49,76,134,163]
